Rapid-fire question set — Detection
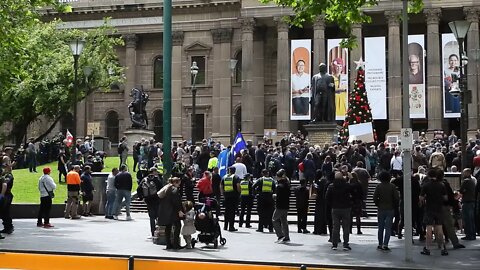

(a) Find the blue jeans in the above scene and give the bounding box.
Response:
[462,202,476,239]
[113,190,131,217]
[105,190,116,217]
[377,209,394,247]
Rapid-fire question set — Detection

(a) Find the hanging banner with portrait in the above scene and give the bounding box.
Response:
[290,39,312,120]
[442,33,460,118]
[327,39,349,121]
[408,35,426,118]
[364,36,387,120]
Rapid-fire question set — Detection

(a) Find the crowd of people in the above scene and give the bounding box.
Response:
[0,130,479,256]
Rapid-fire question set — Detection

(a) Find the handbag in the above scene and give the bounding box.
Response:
[42,179,55,199]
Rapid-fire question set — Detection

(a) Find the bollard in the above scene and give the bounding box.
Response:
[128,256,134,270]
[300,265,307,270]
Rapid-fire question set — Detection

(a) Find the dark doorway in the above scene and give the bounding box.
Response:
[193,114,204,143]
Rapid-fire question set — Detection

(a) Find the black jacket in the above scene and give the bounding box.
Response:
[275,178,290,210]
[114,171,133,191]
[326,179,352,209]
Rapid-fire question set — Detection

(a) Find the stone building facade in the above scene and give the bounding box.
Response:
[43,0,480,145]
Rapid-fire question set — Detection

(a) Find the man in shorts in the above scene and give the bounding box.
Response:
[419,168,448,256]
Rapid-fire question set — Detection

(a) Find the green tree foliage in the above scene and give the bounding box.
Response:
[0,0,68,89]
[0,20,124,145]
[339,65,376,143]
[260,0,424,48]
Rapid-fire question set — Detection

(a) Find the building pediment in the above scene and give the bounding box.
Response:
[184,42,212,53]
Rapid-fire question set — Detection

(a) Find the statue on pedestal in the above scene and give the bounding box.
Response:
[310,63,336,123]
[128,87,149,129]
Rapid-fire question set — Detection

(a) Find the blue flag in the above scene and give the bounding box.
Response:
[231,132,247,159]
[217,149,229,178]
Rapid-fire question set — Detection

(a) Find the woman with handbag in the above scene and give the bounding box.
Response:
[37,167,56,228]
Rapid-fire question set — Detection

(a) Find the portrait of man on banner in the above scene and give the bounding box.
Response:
[407,41,425,118]
[328,46,348,120]
[443,40,460,115]
[290,45,311,120]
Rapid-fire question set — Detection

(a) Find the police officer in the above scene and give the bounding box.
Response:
[239,173,254,228]
[222,166,241,231]
[253,169,275,232]
[1,147,16,235]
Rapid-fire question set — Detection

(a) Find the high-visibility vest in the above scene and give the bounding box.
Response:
[208,157,218,170]
[223,175,234,192]
[261,177,273,193]
[156,162,164,174]
[240,180,250,196]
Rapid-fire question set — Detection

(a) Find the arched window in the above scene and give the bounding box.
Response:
[105,111,119,144]
[153,110,164,142]
[234,51,242,84]
[153,56,163,89]
[265,107,277,129]
[234,107,242,135]
[60,113,74,135]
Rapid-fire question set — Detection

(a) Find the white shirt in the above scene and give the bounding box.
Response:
[391,156,403,171]
[232,162,248,180]
[38,174,56,198]
[291,72,310,98]
[106,173,116,192]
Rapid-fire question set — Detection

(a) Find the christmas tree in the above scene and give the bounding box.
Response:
[339,58,375,143]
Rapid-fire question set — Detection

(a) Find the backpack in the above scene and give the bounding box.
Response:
[141,178,158,198]
[117,143,124,154]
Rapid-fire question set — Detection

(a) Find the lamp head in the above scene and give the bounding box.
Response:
[229,59,238,71]
[190,61,199,76]
[69,39,86,57]
[448,20,471,41]
[449,84,461,98]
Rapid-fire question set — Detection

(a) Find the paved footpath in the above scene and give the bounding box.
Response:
[0,213,478,270]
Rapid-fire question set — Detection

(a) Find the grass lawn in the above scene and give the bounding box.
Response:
[11,156,137,204]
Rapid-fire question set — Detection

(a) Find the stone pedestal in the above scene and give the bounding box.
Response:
[304,122,341,146]
[124,129,156,154]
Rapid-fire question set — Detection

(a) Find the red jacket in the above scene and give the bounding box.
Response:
[197,174,213,195]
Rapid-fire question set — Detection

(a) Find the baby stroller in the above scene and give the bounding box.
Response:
[193,197,226,248]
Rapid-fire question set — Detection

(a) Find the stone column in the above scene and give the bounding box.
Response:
[313,15,326,74]
[172,31,184,141]
[350,24,363,90]
[123,34,138,133]
[424,8,442,136]
[241,18,256,140]
[464,7,480,133]
[211,28,233,144]
[385,11,402,133]
[253,28,265,142]
[275,17,290,135]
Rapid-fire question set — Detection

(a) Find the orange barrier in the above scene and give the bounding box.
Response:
[0,252,338,270]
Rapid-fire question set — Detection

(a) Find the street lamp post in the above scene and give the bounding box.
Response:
[190,61,199,144]
[69,39,86,141]
[83,66,93,138]
[448,20,471,171]
[229,59,238,143]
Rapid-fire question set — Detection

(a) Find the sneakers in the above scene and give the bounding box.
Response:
[377,245,383,251]
[303,229,311,234]
[70,216,81,220]
[113,215,118,220]
[275,237,284,243]
[43,224,54,228]
[343,245,352,251]
[382,246,391,252]
[441,249,449,256]
[420,247,430,256]
[126,216,132,221]
[37,223,44,227]
[331,245,338,250]
[281,238,290,243]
